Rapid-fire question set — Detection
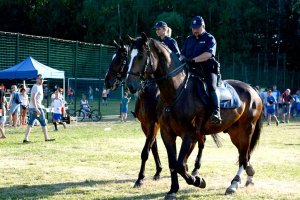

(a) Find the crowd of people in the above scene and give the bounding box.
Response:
[259,85,300,126]
[0,74,69,142]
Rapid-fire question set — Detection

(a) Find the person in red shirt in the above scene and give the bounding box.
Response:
[280,89,295,123]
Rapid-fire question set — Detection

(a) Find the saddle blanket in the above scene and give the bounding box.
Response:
[197,80,241,109]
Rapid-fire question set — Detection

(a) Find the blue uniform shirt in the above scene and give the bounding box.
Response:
[181,32,216,59]
[161,36,180,56]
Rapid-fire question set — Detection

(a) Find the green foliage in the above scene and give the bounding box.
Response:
[152,11,184,38]
[0,0,299,67]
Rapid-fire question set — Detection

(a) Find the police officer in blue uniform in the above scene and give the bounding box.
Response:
[180,16,222,124]
[154,21,180,56]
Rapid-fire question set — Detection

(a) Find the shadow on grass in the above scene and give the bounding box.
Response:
[0,179,137,199]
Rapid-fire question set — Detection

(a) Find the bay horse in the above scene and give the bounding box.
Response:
[104,40,220,188]
[126,33,263,198]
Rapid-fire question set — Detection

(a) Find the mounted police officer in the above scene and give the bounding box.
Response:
[154,21,180,56]
[180,16,222,124]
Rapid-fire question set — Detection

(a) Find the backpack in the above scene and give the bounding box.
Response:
[14,92,21,104]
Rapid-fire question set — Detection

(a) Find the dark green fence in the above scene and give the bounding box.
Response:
[0,31,115,78]
[0,31,123,116]
[0,31,299,117]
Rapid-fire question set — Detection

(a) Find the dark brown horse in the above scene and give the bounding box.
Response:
[104,40,219,188]
[126,33,263,198]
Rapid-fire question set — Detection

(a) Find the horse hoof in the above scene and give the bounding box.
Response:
[164,192,176,200]
[195,176,206,188]
[133,180,143,188]
[245,180,254,187]
[191,169,199,176]
[225,187,236,195]
[153,174,160,180]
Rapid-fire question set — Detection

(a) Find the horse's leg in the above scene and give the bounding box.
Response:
[192,135,206,176]
[225,122,255,195]
[176,135,206,188]
[161,130,179,199]
[134,123,160,188]
[150,138,163,180]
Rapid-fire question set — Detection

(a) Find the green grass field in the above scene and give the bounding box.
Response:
[0,119,299,199]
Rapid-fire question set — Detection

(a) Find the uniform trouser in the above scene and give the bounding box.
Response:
[204,72,218,93]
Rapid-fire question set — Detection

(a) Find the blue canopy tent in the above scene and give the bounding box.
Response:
[0,56,65,96]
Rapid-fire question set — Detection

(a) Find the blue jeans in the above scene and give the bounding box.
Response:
[28,108,47,126]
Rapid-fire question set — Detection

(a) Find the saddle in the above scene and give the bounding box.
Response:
[194,77,241,109]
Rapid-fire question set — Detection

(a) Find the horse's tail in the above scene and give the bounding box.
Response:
[249,109,263,154]
[210,134,222,148]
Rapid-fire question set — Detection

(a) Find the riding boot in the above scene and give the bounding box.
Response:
[210,90,222,124]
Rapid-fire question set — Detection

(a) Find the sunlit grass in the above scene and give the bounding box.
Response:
[0,120,299,199]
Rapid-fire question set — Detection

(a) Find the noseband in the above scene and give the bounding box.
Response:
[127,42,154,82]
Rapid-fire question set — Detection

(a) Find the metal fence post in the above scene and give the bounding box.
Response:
[74,41,78,111]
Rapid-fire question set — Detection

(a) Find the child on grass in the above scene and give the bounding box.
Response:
[120,92,130,122]
[51,90,66,131]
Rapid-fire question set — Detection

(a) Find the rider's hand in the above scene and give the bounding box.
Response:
[185,58,195,66]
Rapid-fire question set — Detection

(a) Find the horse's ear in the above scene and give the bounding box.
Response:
[126,35,135,44]
[113,40,119,48]
[119,38,124,47]
[141,32,148,43]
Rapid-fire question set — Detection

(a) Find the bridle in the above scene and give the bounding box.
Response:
[127,38,189,104]
[128,39,187,83]
[108,46,130,82]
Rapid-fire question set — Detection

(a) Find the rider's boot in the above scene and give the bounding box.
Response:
[210,90,222,124]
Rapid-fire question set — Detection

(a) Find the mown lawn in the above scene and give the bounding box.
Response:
[0,119,299,199]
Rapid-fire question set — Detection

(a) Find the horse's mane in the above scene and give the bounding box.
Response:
[150,39,178,66]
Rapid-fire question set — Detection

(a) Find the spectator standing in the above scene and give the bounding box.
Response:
[20,88,29,126]
[0,83,6,91]
[67,87,74,104]
[23,74,55,143]
[0,89,7,139]
[280,89,295,123]
[51,90,66,131]
[266,90,279,126]
[58,88,65,117]
[8,85,20,127]
[102,88,108,106]
[272,85,281,116]
[293,89,300,117]
[43,85,49,103]
[88,86,93,101]
[260,88,268,119]
[120,92,130,122]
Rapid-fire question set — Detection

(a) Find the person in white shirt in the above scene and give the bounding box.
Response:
[20,87,29,126]
[23,74,55,143]
[80,94,90,113]
[51,90,66,131]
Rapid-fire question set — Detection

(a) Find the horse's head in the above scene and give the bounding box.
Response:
[104,39,130,91]
[126,32,158,94]
[126,32,175,94]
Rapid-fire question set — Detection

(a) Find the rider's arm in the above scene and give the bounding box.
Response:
[193,34,216,63]
[193,52,213,62]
